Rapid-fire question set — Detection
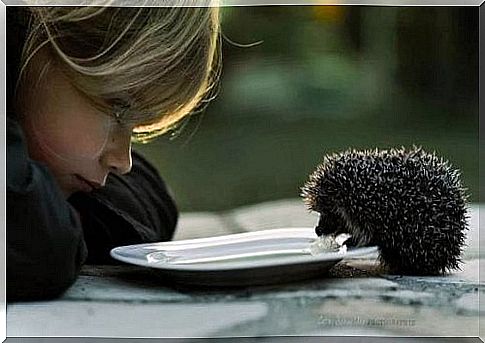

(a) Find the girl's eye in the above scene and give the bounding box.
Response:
[115,116,123,125]
[111,98,132,123]
[111,112,128,128]
[106,115,128,134]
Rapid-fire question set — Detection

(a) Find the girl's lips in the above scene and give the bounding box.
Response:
[74,174,103,192]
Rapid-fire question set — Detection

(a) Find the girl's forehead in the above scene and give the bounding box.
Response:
[23,52,164,135]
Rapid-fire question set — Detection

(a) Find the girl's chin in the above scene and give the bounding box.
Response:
[61,175,86,199]
[63,181,80,198]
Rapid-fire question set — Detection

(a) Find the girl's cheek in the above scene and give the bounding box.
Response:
[29,109,114,161]
[26,130,87,176]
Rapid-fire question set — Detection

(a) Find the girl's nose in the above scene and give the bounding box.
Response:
[100,131,133,175]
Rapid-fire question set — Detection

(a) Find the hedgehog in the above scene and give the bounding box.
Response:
[300,146,469,276]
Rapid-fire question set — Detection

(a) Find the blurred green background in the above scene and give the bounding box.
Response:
[136,6,479,212]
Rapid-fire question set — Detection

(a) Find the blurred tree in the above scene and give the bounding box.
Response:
[395,8,478,117]
[136,6,478,211]
[312,5,346,23]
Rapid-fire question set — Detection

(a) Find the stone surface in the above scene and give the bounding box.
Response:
[454,293,480,316]
[308,298,479,337]
[62,274,192,303]
[6,199,483,338]
[7,301,269,337]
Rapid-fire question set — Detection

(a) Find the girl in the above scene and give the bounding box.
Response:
[7,3,221,300]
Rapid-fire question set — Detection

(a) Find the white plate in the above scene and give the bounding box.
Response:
[110,228,379,286]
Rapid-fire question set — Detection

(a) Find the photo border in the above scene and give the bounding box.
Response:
[1,1,482,342]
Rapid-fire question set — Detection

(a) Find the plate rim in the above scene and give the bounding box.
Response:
[110,228,379,272]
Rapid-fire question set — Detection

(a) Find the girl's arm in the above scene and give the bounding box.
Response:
[7,116,88,301]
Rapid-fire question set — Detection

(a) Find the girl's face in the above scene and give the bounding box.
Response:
[20,65,134,198]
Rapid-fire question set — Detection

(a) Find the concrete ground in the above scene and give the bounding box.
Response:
[6,199,483,339]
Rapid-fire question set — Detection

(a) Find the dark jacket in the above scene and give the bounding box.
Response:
[6,7,178,301]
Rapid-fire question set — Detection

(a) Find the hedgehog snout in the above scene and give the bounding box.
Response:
[315,208,370,248]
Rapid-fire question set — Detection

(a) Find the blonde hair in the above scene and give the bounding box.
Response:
[17,1,222,143]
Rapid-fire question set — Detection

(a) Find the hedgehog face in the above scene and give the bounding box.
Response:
[314,206,373,248]
[301,146,468,275]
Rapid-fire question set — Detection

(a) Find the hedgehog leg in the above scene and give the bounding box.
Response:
[341,236,359,248]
